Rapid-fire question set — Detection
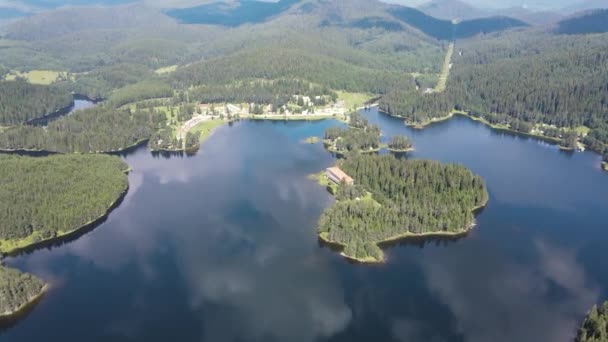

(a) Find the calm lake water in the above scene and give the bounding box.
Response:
[29,97,97,126]
[3,108,608,342]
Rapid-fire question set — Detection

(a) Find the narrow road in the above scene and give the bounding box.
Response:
[177,115,211,148]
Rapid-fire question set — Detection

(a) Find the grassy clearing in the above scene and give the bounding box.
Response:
[0,232,44,254]
[155,65,178,74]
[189,119,226,141]
[434,43,454,93]
[5,70,68,85]
[136,104,183,137]
[337,91,374,110]
[575,126,591,136]
[309,171,338,194]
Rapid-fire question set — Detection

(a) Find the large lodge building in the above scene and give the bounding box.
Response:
[326,167,354,186]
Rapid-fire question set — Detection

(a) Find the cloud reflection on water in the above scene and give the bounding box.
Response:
[412,239,598,342]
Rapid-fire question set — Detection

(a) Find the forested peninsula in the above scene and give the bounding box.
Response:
[577,302,608,342]
[0,106,165,153]
[0,266,46,319]
[0,154,129,254]
[317,154,488,263]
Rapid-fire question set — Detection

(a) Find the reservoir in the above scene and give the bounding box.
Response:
[2,108,608,342]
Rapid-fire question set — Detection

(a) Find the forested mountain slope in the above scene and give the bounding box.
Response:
[556,9,608,34]
[418,0,564,26]
[418,0,485,20]
[167,0,301,26]
[170,48,415,95]
[0,0,447,90]
[0,4,220,72]
[388,6,528,40]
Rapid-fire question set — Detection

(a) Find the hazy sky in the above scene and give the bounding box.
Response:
[381,0,594,10]
[0,0,602,13]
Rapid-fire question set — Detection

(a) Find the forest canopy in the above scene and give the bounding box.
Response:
[379,31,608,161]
[324,112,381,154]
[0,266,45,316]
[0,154,129,254]
[0,106,166,153]
[318,154,488,262]
[0,80,73,126]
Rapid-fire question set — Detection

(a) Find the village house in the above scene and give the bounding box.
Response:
[326,166,354,186]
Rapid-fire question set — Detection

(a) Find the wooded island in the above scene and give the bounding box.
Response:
[317,154,488,263]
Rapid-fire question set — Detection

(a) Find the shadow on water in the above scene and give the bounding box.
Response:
[317,231,469,265]
[150,149,199,159]
[26,94,101,127]
[0,150,57,157]
[26,102,74,126]
[379,232,469,251]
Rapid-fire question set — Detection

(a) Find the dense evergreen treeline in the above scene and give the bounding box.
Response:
[324,112,381,153]
[324,126,381,153]
[0,106,165,153]
[0,266,45,315]
[183,79,338,109]
[0,80,73,125]
[577,302,608,342]
[61,63,157,100]
[388,135,412,151]
[0,154,128,249]
[319,154,488,261]
[170,48,415,95]
[108,80,173,108]
[379,31,608,161]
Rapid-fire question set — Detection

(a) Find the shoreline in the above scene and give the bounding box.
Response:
[323,139,383,155]
[383,109,564,145]
[387,147,414,153]
[25,100,75,126]
[23,93,102,127]
[242,114,339,121]
[154,119,226,153]
[0,183,129,256]
[0,283,49,321]
[0,139,149,156]
[378,110,608,164]
[319,223,475,264]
